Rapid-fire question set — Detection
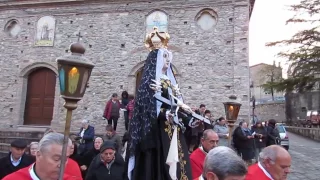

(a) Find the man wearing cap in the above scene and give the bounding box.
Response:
[103,93,121,131]
[86,140,125,180]
[0,139,35,179]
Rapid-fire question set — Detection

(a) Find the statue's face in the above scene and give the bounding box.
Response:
[163,51,170,70]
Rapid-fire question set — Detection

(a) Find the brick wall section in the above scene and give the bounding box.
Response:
[0,0,250,133]
[286,91,320,122]
[255,102,286,122]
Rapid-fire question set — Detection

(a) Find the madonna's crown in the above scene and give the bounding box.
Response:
[145,26,170,51]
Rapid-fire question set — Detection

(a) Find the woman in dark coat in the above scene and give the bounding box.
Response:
[232,121,243,155]
[266,119,281,146]
[251,121,267,161]
[121,91,130,131]
[233,121,255,164]
[80,137,104,179]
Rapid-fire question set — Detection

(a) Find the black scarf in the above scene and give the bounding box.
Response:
[128,49,158,156]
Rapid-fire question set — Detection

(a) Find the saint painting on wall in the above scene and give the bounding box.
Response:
[35,16,56,47]
[146,10,168,34]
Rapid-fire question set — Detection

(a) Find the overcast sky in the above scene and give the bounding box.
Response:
[249,0,311,76]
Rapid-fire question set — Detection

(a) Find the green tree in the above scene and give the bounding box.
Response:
[265,0,320,92]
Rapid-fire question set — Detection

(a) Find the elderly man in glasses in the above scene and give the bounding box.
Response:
[246,145,291,180]
[190,129,219,179]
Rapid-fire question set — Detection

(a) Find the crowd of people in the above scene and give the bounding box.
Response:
[0,25,293,180]
[0,129,291,180]
[0,92,291,180]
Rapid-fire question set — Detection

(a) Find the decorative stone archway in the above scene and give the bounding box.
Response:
[16,62,60,127]
[128,60,180,95]
[124,46,183,95]
[19,62,58,77]
[128,60,180,77]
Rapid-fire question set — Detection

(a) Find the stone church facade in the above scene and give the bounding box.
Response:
[0,0,250,133]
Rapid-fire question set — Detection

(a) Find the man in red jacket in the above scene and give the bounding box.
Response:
[3,133,81,180]
[190,129,219,179]
[246,145,291,180]
[103,93,121,131]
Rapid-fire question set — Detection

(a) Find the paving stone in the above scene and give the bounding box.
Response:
[287,132,320,180]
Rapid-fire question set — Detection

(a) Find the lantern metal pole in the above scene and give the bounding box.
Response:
[228,123,235,147]
[58,100,78,180]
[56,41,94,179]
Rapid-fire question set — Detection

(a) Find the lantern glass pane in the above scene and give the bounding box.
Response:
[229,105,234,112]
[80,69,89,94]
[68,67,80,94]
[59,68,65,93]
[227,106,233,119]
[224,102,241,121]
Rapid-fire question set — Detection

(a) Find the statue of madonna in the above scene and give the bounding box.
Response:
[127,27,192,180]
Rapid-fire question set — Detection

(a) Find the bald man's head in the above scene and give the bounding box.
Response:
[203,129,217,139]
[259,145,291,180]
[260,145,290,161]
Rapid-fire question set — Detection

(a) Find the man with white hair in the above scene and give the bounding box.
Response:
[195,146,247,180]
[245,145,291,180]
[3,132,81,180]
[77,119,95,154]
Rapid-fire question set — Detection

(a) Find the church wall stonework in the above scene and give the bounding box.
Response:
[0,0,250,133]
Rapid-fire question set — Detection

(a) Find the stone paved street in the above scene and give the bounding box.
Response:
[287,132,320,180]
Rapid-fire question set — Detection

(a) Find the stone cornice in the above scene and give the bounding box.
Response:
[0,0,245,11]
[0,0,147,10]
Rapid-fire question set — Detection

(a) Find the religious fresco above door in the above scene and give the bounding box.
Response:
[146,10,168,34]
[35,16,56,47]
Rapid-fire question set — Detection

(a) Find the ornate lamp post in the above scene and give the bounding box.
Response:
[56,42,94,179]
[223,95,242,147]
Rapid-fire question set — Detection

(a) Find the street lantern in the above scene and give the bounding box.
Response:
[223,95,242,147]
[56,42,94,180]
[223,102,241,122]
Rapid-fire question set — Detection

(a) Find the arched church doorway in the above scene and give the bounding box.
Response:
[135,67,143,96]
[134,66,178,96]
[24,67,56,125]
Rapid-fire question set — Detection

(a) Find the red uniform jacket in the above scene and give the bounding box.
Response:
[190,148,206,179]
[2,164,81,180]
[193,176,205,180]
[246,163,272,180]
[65,158,82,180]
